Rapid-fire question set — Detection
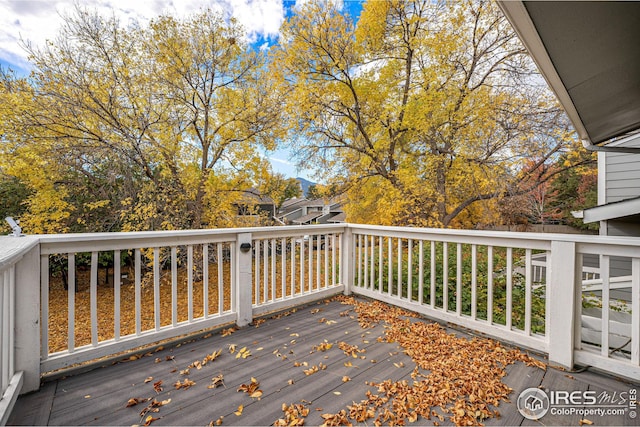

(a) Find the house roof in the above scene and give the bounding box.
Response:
[326,212,346,223]
[291,211,323,224]
[240,188,274,205]
[498,1,640,146]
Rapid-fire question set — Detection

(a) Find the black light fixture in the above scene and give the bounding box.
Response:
[240,242,252,253]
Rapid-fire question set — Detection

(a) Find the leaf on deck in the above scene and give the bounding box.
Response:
[174,378,196,390]
[237,377,262,399]
[221,327,236,337]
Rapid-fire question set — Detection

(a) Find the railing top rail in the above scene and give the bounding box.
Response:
[37,223,347,243]
[3,222,640,257]
[347,223,640,247]
[0,236,39,270]
[36,224,348,254]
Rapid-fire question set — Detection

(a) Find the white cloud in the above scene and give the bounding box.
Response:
[224,0,284,42]
[269,156,295,166]
[0,0,285,72]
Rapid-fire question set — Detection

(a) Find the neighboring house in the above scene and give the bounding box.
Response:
[277,197,345,225]
[235,188,276,225]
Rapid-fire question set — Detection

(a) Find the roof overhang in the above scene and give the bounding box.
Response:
[497,1,640,147]
[581,196,640,224]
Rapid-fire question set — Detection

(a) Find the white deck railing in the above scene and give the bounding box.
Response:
[0,224,639,423]
[37,225,345,373]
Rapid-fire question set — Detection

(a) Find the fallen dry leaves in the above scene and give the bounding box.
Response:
[338,341,366,358]
[320,296,547,427]
[208,374,225,389]
[174,378,196,390]
[237,377,263,399]
[274,403,310,426]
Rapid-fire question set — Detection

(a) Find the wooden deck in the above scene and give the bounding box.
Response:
[9,297,638,426]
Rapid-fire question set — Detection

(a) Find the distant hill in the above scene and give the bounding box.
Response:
[296,177,316,197]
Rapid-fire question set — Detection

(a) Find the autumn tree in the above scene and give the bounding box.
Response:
[2,6,284,233]
[257,173,302,209]
[496,141,597,229]
[274,0,573,228]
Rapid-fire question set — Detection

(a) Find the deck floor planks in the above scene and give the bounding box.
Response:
[483,361,545,426]
[7,381,56,426]
[157,303,408,425]
[9,297,639,426]
[54,300,354,425]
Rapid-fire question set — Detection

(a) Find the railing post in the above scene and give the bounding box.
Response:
[548,240,577,369]
[341,226,354,295]
[0,236,41,399]
[235,232,253,327]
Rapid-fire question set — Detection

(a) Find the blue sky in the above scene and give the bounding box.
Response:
[0,0,365,180]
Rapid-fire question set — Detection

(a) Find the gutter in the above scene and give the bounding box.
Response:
[582,139,640,154]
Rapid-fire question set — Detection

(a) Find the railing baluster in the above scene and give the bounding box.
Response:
[187,245,193,322]
[408,239,413,302]
[316,236,321,291]
[506,247,513,330]
[387,237,392,296]
[308,236,313,293]
[217,243,223,314]
[378,236,383,293]
[300,237,305,294]
[68,253,75,352]
[357,234,362,288]
[487,246,493,325]
[443,242,448,312]
[471,244,477,320]
[370,235,375,290]
[135,249,141,335]
[418,240,424,305]
[430,241,436,307]
[397,238,402,299]
[324,234,329,289]
[153,247,161,331]
[41,255,49,360]
[203,244,209,318]
[281,237,287,298]
[171,247,178,327]
[600,255,610,357]
[255,240,261,305]
[525,249,532,335]
[90,252,98,346]
[114,250,121,341]
[263,239,269,302]
[632,258,639,365]
[290,238,295,296]
[271,239,277,300]
[456,244,462,316]
[363,234,368,290]
[230,242,236,314]
[332,234,337,286]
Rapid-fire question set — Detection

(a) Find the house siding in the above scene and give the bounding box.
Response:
[603,140,640,203]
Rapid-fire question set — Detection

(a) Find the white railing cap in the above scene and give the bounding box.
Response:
[0,236,40,270]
